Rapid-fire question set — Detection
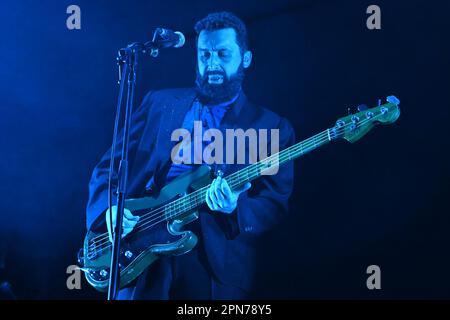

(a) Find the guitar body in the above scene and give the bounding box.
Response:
[81,165,212,292]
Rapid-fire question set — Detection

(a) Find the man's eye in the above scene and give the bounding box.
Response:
[202,52,211,59]
[219,51,231,58]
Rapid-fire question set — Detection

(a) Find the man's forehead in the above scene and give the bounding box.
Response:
[197,28,238,49]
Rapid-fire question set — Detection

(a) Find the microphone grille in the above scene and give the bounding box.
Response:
[174,31,185,48]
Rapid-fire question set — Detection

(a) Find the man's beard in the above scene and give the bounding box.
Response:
[195,64,244,105]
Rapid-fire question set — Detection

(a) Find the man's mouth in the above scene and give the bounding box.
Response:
[207,73,224,84]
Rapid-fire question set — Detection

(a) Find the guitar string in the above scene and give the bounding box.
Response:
[116,107,387,236]
[85,113,380,256]
[88,128,331,247]
[92,124,339,245]
[86,129,331,252]
[86,112,387,256]
[85,129,332,257]
[85,138,328,258]
[86,112,382,257]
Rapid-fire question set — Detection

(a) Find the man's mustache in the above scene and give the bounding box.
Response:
[202,69,227,82]
[206,71,225,76]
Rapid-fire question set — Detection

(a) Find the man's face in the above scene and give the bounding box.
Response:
[195,28,247,104]
[197,28,242,84]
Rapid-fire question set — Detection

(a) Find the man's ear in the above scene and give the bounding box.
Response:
[243,51,252,68]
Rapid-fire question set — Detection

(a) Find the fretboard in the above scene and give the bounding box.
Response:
[162,128,334,221]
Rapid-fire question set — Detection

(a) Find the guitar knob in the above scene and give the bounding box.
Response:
[125,250,133,259]
[100,269,108,278]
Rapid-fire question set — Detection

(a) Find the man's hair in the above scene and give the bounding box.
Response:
[194,11,249,53]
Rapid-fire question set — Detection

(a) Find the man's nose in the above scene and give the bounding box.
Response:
[208,52,221,70]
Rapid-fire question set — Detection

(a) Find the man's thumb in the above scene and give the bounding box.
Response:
[235,182,251,194]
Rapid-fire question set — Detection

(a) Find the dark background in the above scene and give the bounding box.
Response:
[0,0,449,299]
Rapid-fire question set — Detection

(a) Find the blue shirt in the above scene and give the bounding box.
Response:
[166,93,240,182]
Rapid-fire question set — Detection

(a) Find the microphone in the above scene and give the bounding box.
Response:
[118,28,185,61]
[151,28,185,49]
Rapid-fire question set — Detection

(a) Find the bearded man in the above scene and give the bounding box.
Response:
[86,11,295,299]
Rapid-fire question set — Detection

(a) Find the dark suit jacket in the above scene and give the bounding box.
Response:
[86,88,295,291]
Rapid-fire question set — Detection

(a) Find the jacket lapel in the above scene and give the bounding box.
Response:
[217,92,259,175]
[220,91,257,131]
[152,88,197,187]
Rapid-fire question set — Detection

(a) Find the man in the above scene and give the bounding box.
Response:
[86,11,295,299]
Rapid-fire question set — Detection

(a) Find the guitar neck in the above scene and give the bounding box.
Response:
[226,128,333,188]
[163,128,334,220]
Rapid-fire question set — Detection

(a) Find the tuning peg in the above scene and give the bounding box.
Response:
[357,104,368,112]
[386,95,400,105]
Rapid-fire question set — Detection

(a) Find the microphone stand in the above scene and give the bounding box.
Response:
[107,46,137,301]
[106,29,177,300]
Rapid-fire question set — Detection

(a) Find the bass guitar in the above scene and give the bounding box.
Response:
[79,95,400,291]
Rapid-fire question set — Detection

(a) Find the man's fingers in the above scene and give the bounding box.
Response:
[124,209,139,221]
[109,226,134,242]
[123,218,138,229]
[221,178,233,199]
[122,228,133,238]
[107,207,139,243]
[243,182,252,192]
[206,177,245,213]
[214,177,225,207]
[206,187,218,211]
[209,179,219,204]
[107,207,138,226]
[205,188,213,210]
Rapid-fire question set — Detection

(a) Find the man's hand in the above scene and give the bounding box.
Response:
[205,176,251,214]
[106,205,140,242]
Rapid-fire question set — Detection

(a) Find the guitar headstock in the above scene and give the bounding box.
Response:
[331,95,400,143]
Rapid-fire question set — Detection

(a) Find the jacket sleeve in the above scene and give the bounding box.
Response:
[227,117,295,237]
[85,91,154,231]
